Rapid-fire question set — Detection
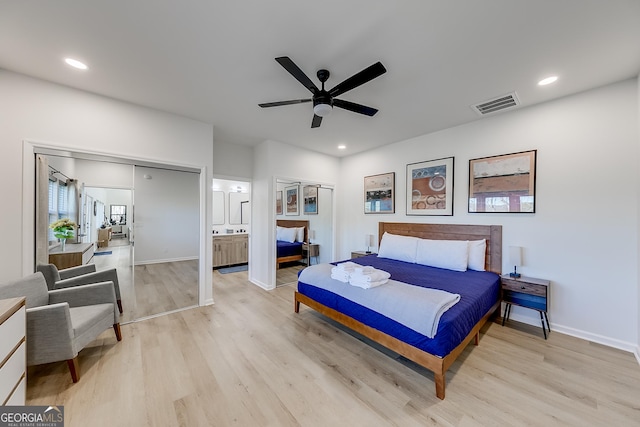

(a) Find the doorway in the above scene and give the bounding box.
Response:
[275,179,334,287]
[37,152,201,323]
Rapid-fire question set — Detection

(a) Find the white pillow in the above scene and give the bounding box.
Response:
[295,227,305,242]
[377,232,419,263]
[467,239,486,271]
[277,227,297,243]
[276,226,284,241]
[416,239,468,272]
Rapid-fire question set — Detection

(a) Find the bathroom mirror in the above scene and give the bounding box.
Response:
[229,192,250,225]
[213,191,225,225]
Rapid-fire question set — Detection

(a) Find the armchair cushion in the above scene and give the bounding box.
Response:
[69,304,115,352]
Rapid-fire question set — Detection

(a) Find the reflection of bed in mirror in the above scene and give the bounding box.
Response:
[276,219,308,269]
[295,222,502,400]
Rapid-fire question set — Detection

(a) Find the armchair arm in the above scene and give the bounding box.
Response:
[26,303,75,365]
[49,281,116,307]
[55,269,121,299]
[58,264,96,280]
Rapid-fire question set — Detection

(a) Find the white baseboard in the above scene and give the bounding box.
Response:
[505,311,637,354]
[134,255,198,266]
[249,277,273,291]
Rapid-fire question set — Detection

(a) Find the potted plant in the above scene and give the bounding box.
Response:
[50,218,77,251]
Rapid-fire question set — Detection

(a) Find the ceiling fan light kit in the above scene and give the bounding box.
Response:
[259,56,386,128]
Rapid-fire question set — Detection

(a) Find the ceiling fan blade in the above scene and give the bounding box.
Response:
[333,99,379,116]
[311,114,323,128]
[328,61,386,98]
[259,99,311,108]
[275,57,319,94]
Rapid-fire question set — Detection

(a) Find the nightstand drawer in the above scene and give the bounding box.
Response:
[501,279,546,297]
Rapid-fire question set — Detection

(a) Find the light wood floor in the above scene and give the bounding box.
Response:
[27,269,640,426]
[92,242,198,323]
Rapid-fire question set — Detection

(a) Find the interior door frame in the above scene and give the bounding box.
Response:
[22,139,211,307]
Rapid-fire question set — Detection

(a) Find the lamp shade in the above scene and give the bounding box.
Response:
[509,246,522,267]
[313,103,332,117]
[365,234,375,247]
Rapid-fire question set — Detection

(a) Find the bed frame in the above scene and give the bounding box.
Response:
[294,222,502,399]
[276,219,309,269]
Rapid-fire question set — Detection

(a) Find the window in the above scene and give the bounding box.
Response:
[110,205,126,224]
[48,179,71,242]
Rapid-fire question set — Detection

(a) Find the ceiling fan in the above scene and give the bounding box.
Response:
[259,56,387,128]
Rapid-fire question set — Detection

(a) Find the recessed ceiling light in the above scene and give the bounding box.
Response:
[337,145,346,150]
[64,58,88,70]
[538,76,558,86]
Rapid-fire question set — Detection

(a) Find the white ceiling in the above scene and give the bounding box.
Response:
[1,1,639,157]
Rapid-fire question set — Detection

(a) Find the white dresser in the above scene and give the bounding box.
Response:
[0,297,26,405]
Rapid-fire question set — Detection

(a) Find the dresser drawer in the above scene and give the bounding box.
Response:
[0,306,25,361]
[501,279,547,297]
[5,376,26,406]
[0,341,25,405]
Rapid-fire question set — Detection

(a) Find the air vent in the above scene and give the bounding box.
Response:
[471,92,520,116]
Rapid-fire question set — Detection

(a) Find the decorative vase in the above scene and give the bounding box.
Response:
[60,239,66,252]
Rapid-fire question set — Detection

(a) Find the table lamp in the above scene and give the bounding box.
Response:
[365,234,374,254]
[509,246,522,278]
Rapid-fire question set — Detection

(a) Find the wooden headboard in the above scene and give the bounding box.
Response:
[277,219,309,243]
[378,222,502,274]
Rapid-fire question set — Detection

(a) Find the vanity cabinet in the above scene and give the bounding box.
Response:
[213,234,248,267]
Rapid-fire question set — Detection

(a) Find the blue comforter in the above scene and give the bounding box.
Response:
[297,255,500,357]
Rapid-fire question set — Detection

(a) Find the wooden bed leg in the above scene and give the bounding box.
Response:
[474,332,479,346]
[294,294,300,313]
[435,372,445,400]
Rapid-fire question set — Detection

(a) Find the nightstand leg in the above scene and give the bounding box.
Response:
[502,303,511,326]
[543,311,550,333]
[539,311,547,339]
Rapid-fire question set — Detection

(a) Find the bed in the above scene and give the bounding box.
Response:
[276,219,308,269]
[294,222,502,399]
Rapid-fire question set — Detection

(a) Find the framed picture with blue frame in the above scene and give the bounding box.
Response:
[364,172,395,214]
[303,185,318,214]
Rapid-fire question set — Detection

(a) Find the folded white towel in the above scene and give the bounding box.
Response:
[354,266,374,274]
[334,261,360,271]
[349,278,388,289]
[330,271,350,283]
[350,269,391,283]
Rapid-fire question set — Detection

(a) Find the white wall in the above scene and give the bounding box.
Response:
[212,140,254,180]
[134,167,200,264]
[1,69,214,304]
[338,79,639,351]
[251,140,340,289]
[637,73,640,363]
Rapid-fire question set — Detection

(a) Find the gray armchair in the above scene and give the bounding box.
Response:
[37,263,123,314]
[0,272,122,383]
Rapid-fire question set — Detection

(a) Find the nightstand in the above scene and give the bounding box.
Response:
[351,251,376,259]
[501,274,550,339]
[302,243,319,265]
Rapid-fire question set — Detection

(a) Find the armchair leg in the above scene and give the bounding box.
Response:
[117,299,123,314]
[113,323,122,341]
[67,357,80,383]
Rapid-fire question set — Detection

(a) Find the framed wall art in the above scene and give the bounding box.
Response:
[285,185,299,216]
[303,185,318,214]
[275,190,283,215]
[364,172,395,214]
[406,157,454,216]
[468,149,537,213]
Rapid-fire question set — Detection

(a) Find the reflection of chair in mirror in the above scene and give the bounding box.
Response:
[37,263,123,314]
[0,272,122,383]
